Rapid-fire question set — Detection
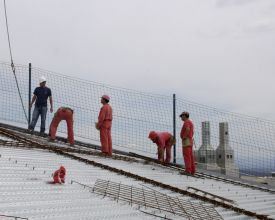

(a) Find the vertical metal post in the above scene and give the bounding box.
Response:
[173,94,176,163]
[28,63,32,127]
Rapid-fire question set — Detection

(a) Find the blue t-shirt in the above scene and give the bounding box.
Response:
[34,86,52,107]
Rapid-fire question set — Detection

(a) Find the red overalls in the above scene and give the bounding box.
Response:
[53,166,66,184]
[180,119,195,175]
[49,107,74,145]
[149,131,173,163]
[98,104,113,156]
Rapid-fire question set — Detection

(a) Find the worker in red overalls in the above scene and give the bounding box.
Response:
[148,131,176,164]
[49,107,74,145]
[53,166,66,184]
[180,111,195,175]
[96,95,113,156]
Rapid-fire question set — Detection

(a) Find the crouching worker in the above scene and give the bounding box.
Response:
[53,166,66,184]
[49,107,74,145]
[148,131,176,164]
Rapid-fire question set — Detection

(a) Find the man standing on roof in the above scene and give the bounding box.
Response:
[49,107,74,146]
[28,76,53,135]
[180,111,195,175]
[148,131,176,164]
[96,95,113,156]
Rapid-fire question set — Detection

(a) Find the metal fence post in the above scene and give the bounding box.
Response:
[28,63,31,127]
[173,94,176,163]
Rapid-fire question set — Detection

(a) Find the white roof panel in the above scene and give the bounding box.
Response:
[1,130,275,220]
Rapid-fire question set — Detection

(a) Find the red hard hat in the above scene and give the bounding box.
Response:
[60,166,66,174]
[148,131,158,141]
[101,95,110,101]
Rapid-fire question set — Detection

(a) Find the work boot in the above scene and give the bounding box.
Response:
[179,171,193,176]
[48,138,55,143]
[101,152,109,157]
[27,129,34,134]
[39,132,47,137]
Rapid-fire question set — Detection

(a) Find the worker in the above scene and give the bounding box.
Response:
[148,131,176,164]
[95,95,113,156]
[53,166,66,184]
[28,76,53,135]
[180,111,195,175]
[49,107,74,145]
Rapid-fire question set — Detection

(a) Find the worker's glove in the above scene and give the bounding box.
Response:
[95,122,100,130]
[169,136,176,145]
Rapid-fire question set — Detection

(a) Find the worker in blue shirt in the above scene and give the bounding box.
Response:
[28,76,53,134]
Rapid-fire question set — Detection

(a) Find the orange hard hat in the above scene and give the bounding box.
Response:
[60,166,66,173]
[101,95,110,101]
[148,131,158,141]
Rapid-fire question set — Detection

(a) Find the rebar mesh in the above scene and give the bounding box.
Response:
[1,61,275,177]
[92,179,223,220]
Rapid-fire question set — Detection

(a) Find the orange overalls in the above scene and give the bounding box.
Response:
[98,104,113,156]
[148,131,173,163]
[181,119,195,175]
[53,166,66,184]
[49,107,74,145]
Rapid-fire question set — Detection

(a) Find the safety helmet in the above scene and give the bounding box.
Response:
[59,166,66,174]
[179,111,189,118]
[148,131,158,141]
[101,95,110,101]
[39,76,47,83]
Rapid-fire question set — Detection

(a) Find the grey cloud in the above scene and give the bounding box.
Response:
[1,0,275,121]
[198,19,275,39]
[199,1,275,38]
[216,0,258,7]
[243,19,275,34]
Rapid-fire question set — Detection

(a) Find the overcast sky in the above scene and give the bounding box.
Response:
[1,0,275,120]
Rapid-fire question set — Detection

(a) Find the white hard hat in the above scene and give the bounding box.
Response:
[39,76,46,83]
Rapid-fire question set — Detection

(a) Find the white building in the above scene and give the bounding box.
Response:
[197,121,220,172]
[216,122,240,178]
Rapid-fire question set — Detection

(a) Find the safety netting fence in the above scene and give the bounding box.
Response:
[1,61,275,177]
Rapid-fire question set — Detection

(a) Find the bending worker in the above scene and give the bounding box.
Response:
[53,166,66,184]
[148,131,176,164]
[49,107,74,145]
[96,95,113,156]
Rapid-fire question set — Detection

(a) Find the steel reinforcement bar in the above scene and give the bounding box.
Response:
[0,126,272,220]
[128,152,275,194]
[1,122,274,194]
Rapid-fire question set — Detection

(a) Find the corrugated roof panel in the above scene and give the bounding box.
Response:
[1,138,275,219]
